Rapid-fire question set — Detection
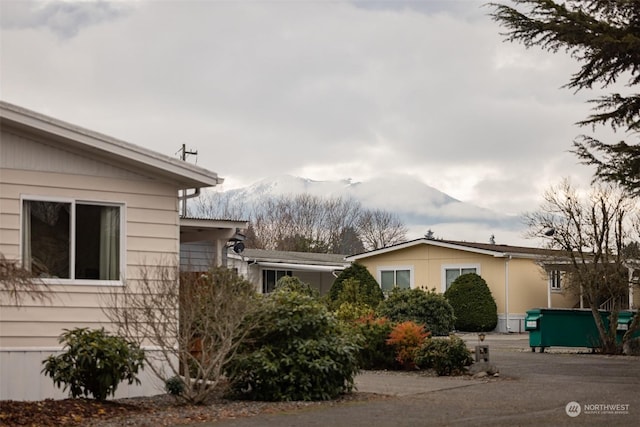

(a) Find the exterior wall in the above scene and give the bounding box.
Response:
[292,270,336,296]
[355,244,580,333]
[0,129,181,400]
[0,348,172,401]
[181,241,218,272]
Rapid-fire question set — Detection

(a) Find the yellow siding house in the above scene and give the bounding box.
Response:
[346,238,582,333]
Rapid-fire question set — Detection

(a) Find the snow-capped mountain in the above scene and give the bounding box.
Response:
[215,174,530,246]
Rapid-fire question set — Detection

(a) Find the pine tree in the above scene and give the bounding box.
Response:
[490,0,640,195]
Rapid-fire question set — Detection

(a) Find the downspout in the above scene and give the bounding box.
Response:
[547,270,551,308]
[180,187,201,217]
[505,255,511,333]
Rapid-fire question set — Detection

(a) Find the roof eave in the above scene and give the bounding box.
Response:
[0,101,223,188]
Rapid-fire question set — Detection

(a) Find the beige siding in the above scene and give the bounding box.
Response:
[0,133,181,351]
[0,129,150,181]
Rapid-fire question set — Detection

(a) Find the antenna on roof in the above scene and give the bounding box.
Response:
[177,144,199,217]
[177,143,198,162]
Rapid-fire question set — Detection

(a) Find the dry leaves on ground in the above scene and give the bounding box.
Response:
[0,392,386,427]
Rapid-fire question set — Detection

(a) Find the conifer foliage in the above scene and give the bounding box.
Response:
[444,273,498,332]
[490,0,640,195]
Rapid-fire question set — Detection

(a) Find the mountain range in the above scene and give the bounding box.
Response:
[217,174,531,246]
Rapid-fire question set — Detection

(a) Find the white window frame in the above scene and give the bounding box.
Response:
[377,265,414,292]
[441,264,480,293]
[261,269,292,294]
[549,270,562,292]
[20,195,126,286]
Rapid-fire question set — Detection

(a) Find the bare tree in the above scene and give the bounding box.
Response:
[188,190,247,220]
[358,209,408,251]
[103,261,261,403]
[525,179,640,353]
[192,191,407,254]
[0,253,50,306]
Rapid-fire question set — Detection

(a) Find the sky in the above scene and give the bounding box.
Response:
[0,0,610,236]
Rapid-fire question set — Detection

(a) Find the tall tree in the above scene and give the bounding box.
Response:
[525,179,640,353]
[490,0,640,195]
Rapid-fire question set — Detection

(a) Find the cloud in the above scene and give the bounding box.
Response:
[0,0,604,243]
[0,0,130,38]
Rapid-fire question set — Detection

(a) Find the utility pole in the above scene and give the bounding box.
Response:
[178,144,198,217]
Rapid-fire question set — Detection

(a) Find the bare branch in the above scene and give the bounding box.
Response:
[0,253,50,306]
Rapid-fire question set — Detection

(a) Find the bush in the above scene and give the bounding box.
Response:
[444,273,498,332]
[386,321,430,370]
[334,301,376,323]
[226,289,360,401]
[274,275,319,298]
[350,314,396,370]
[377,288,455,336]
[415,335,473,376]
[165,376,185,396]
[42,328,145,400]
[328,264,384,310]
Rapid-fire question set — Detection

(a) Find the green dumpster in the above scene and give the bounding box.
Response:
[525,308,605,352]
[616,311,640,343]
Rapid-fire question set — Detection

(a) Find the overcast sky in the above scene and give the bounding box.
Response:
[1,0,607,220]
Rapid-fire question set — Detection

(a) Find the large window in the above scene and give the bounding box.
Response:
[22,199,122,281]
[262,269,292,293]
[443,266,478,291]
[379,267,412,292]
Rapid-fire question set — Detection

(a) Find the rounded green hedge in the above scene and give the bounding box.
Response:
[444,273,497,332]
[376,288,455,336]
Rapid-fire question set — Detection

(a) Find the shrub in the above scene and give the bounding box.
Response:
[444,273,498,332]
[165,376,185,396]
[350,314,396,370]
[42,328,144,400]
[274,275,319,298]
[328,264,384,310]
[377,288,455,336]
[415,335,473,376]
[334,301,376,323]
[386,321,430,370]
[226,289,360,401]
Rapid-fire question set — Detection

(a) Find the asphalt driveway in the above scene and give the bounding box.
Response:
[190,334,640,426]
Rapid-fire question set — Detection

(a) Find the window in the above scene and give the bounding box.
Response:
[262,269,292,293]
[379,268,412,292]
[443,266,478,291]
[22,199,122,281]
[549,270,561,291]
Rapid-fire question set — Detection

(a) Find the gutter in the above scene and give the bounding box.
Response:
[180,187,202,217]
[253,261,347,273]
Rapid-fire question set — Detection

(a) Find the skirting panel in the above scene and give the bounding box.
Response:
[0,348,172,401]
